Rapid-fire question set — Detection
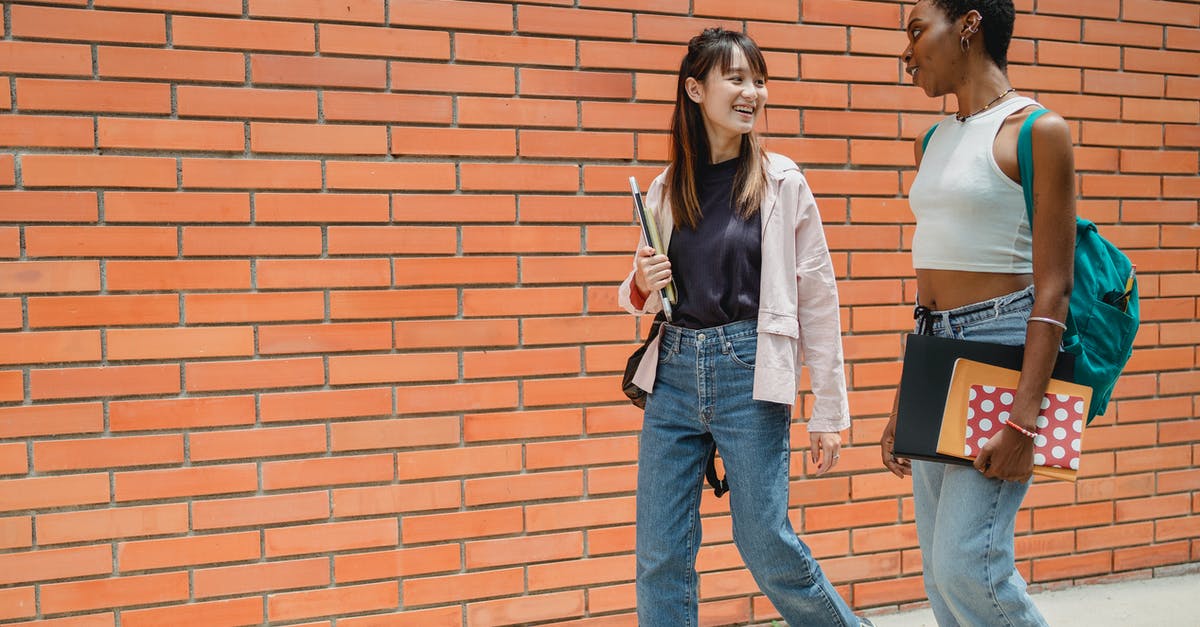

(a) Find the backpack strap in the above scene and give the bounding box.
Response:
[1017,107,1050,225]
[921,123,938,154]
[704,440,728,497]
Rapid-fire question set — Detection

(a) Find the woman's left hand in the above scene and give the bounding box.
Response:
[810,432,842,476]
[973,427,1035,482]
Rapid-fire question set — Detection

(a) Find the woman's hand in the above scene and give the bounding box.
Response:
[634,246,672,296]
[810,431,842,476]
[880,414,912,477]
[974,426,1035,482]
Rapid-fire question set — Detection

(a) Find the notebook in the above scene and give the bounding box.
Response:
[894,333,1076,465]
[937,358,1092,481]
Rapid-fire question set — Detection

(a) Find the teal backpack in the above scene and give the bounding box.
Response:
[922,108,1139,422]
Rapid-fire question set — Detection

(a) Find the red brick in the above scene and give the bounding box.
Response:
[105,191,250,222]
[98,46,242,82]
[32,364,179,400]
[526,497,636,532]
[395,319,519,349]
[252,122,387,155]
[41,572,188,615]
[108,326,254,361]
[332,481,460,518]
[1084,69,1165,98]
[397,444,521,481]
[0,329,98,366]
[118,531,260,571]
[580,40,684,72]
[0,190,96,223]
[29,294,177,328]
[803,0,901,29]
[109,395,254,432]
[193,492,329,530]
[177,85,317,120]
[0,41,92,76]
[391,127,515,157]
[122,598,263,627]
[190,424,327,462]
[1114,541,1191,571]
[0,115,93,149]
[186,356,324,392]
[327,161,456,191]
[469,590,585,626]
[520,69,632,100]
[466,532,584,569]
[174,15,314,52]
[328,415,458,449]
[265,454,394,491]
[194,558,329,599]
[334,545,461,583]
[34,434,182,472]
[37,503,187,546]
[389,0,513,32]
[256,192,388,222]
[186,292,324,324]
[460,97,578,128]
[18,78,168,114]
[0,516,31,550]
[467,470,584,506]
[257,259,390,289]
[258,321,391,354]
[391,61,514,95]
[393,194,516,222]
[268,581,398,622]
[0,587,33,621]
[0,545,111,586]
[265,518,397,558]
[22,154,176,188]
[330,289,457,320]
[251,54,385,89]
[260,387,392,422]
[98,117,244,152]
[114,464,257,502]
[402,568,523,606]
[183,157,322,190]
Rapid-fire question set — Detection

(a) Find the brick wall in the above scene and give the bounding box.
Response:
[0,0,1196,624]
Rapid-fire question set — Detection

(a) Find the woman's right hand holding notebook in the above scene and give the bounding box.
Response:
[634,246,672,298]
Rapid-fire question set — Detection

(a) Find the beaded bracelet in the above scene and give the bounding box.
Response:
[1005,420,1037,439]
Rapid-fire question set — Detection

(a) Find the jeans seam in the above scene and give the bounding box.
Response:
[681,452,705,627]
[986,478,1018,626]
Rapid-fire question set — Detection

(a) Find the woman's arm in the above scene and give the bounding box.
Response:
[975,111,1076,482]
[794,176,850,434]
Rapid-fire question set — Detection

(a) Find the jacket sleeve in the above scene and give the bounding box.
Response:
[793,175,851,432]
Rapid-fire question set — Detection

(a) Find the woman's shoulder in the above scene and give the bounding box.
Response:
[764,152,800,178]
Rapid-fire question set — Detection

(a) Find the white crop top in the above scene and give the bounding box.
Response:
[910,96,1039,273]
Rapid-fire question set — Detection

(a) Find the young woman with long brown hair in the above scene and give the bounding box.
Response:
[619,27,871,627]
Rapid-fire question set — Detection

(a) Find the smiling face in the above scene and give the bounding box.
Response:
[901,0,967,97]
[686,46,767,159]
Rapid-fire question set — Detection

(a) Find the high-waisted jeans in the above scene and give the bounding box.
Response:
[911,286,1049,626]
[635,319,860,627]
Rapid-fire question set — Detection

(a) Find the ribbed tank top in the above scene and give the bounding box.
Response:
[910,96,1040,273]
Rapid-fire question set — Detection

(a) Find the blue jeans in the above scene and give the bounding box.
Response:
[636,319,859,627]
[911,286,1049,626]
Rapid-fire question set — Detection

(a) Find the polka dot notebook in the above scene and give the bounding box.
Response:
[937,358,1093,481]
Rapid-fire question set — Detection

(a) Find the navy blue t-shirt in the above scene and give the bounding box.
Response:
[667,158,762,330]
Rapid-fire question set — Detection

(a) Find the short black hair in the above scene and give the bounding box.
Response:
[929,0,1015,70]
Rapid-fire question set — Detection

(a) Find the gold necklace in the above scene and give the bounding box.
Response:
[956,88,1015,122]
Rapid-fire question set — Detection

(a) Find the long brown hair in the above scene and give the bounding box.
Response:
[667,28,769,230]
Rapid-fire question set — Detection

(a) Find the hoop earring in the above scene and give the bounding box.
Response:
[960,36,970,52]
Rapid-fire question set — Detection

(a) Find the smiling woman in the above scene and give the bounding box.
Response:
[617,27,873,627]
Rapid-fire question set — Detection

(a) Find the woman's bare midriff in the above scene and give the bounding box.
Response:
[916,269,1034,311]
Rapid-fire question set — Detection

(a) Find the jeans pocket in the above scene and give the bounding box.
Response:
[725,335,757,370]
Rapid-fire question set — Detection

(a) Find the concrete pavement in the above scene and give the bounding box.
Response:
[870,567,1200,626]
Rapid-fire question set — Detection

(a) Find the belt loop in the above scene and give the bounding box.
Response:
[939,310,952,331]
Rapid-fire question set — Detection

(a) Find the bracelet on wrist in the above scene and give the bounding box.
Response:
[1005,420,1037,439]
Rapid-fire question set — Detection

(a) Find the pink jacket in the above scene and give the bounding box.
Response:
[618,153,850,433]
